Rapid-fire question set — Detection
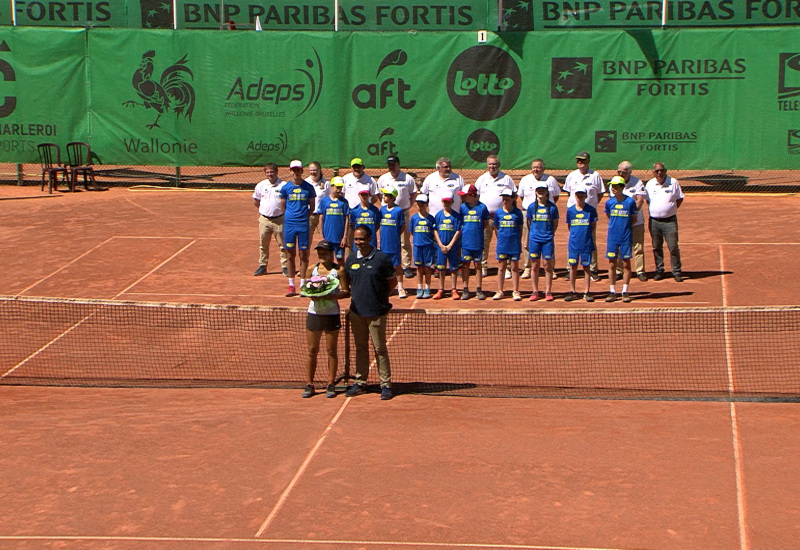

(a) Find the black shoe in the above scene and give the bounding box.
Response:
[302,384,315,398]
[564,291,577,302]
[253,265,267,276]
[380,386,393,400]
[584,293,595,302]
[605,293,617,302]
[637,272,647,282]
[622,292,632,303]
[403,268,416,279]
[282,267,289,277]
[345,384,366,397]
[590,270,601,282]
[673,273,684,282]
[325,384,336,398]
[653,272,664,281]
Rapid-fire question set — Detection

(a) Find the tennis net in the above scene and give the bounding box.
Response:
[2,295,799,401]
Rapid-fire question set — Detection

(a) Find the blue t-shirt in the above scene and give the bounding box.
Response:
[494,207,524,254]
[279,180,317,226]
[379,205,405,254]
[605,195,637,244]
[317,195,350,244]
[459,201,490,250]
[526,201,559,244]
[435,209,462,247]
[350,203,381,248]
[566,204,598,253]
[410,212,436,247]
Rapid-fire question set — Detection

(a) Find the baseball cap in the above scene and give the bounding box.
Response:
[535,182,549,191]
[575,151,590,160]
[315,241,335,251]
[381,186,398,197]
[415,194,429,203]
[458,184,478,196]
[386,155,400,164]
[441,196,454,202]
[331,176,344,187]
[357,187,371,195]
[289,160,303,169]
[610,176,626,186]
[572,185,589,195]
[350,157,364,167]
[500,188,515,197]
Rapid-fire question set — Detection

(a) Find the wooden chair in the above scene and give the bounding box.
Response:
[66,142,106,191]
[37,143,69,193]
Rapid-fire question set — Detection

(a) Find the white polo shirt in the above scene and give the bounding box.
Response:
[645,176,684,219]
[518,173,560,210]
[474,170,516,214]
[420,171,465,216]
[377,171,416,210]
[342,172,379,208]
[253,178,286,217]
[621,175,646,227]
[306,176,330,199]
[563,168,605,208]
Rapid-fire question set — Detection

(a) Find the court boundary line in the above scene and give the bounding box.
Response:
[0,535,627,549]
[254,398,352,538]
[112,240,197,298]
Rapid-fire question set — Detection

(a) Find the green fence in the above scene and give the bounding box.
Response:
[0,26,799,170]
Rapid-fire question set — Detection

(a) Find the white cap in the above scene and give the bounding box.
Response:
[500,188,515,197]
[289,160,303,169]
[535,182,549,191]
[572,185,589,195]
[415,194,429,203]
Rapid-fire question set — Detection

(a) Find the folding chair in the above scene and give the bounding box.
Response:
[66,142,106,191]
[37,143,69,193]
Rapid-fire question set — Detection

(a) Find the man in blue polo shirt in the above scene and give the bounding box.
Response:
[343,225,397,401]
[605,176,638,302]
[279,160,317,297]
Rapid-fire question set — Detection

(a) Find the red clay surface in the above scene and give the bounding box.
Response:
[2,185,800,549]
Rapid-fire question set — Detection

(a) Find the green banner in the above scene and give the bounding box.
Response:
[1,26,799,170]
[529,0,800,28]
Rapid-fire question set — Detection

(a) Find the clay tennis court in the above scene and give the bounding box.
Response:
[2,185,800,549]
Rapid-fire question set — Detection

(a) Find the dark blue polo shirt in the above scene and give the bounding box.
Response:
[345,247,395,317]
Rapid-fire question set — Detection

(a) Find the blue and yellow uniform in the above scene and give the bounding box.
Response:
[434,210,462,271]
[494,207,524,261]
[525,201,559,260]
[317,195,350,259]
[605,195,637,260]
[410,212,436,268]
[566,204,598,267]
[279,180,317,250]
[380,204,405,267]
[459,201,490,263]
[349,203,381,249]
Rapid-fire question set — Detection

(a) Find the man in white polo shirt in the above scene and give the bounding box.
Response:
[517,158,561,279]
[342,157,379,209]
[420,157,464,217]
[644,162,685,282]
[616,160,647,282]
[252,162,288,276]
[563,151,605,280]
[474,155,516,277]
[377,155,417,279]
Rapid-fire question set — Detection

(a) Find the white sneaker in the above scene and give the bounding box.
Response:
[505,269,512,279]
[482,268,488,277]
[398,288,408,299]
[521,268,531,279]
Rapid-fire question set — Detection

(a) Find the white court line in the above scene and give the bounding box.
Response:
[254,398,352,538]
[111,240,197,299]
[15,236,116,296]
[112,235,251,241]
[1,241,197,380]
[0,536,626,549]
[682,242,800,246]
[720,245,749,550]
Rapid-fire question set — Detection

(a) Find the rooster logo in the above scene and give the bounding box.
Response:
[123,51,196,130]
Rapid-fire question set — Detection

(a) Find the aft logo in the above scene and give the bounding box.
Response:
[778,53,800,112]
[352,50,415,110]
[447,45,521,121]
[551,58,592,99]
[595,130,616,153]
[789,130,800,155]
[367,127,398,157]
[466,128,500,162]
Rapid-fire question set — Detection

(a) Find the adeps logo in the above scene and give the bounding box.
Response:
[447,46,521,121]
[0,41,15,118]
[367,128,398,157]
[352,50,415,110]
[466,129,500,162]
[247,129,288,155]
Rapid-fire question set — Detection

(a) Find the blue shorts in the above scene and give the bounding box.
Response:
[414,244,435,268]
[462,247,483,264]
[497,251,520,262]
[436,247,461,271]
[332,244,345,260]
[568,249,592,267]
[283,225,310,250]
[384,251,402,267]
[606,241,632,260]
[528,240,555,260]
